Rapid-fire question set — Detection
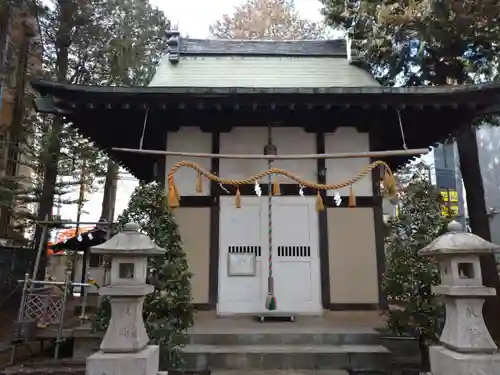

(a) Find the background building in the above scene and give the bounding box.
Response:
[0,2,41,244]
[477,124,500,246]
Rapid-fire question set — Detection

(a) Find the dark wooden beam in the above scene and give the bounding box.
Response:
[208,131,220,309]
[216,183,314,196]
[317,131,331,309]
[177,194,380,208]
[152,126,167,187]
[178,196,214,207]
[370,130,388,310]
[327,303,379,311]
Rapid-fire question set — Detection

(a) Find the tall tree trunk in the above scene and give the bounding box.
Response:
[456,123,500,343]
[100,159,118,222]
[33,3,71,280]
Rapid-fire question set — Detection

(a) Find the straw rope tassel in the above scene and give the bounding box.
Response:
[167,176,180,208]
[196,172,203,193]
[273,175,281,196]
[316,191,324,211]
[348,185,356,207]
[235,187,241,208]
[383,167,397,197]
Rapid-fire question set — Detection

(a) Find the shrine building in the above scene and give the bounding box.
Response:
[31,31,500,315]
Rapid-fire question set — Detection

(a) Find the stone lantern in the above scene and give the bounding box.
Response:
[419,220,500,375]
[86,222,166,375]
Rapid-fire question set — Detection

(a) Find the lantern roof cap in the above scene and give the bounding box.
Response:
[419,221,500,256]
[91,222,166,256]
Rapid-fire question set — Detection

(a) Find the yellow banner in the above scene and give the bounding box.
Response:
[442,204,459,217]
[440,190,458,203]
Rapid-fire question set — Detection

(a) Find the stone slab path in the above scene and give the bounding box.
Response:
[212,371,349,375]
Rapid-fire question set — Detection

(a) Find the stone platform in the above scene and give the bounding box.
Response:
[182,312,389,373]
[60,311,393,374]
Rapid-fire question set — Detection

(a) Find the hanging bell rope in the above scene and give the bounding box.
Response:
[264,124,278,311]
[166,160,397,211]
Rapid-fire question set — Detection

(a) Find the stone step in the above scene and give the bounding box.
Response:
[189,328,380,346]
[182,344,391,372]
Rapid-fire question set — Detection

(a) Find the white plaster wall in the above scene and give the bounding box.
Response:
[325,127,372,196]
[220,127,316,186]
[166,127,212,196]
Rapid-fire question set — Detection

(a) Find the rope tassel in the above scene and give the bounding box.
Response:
[382,167,397,198]
[348,185,356,207]
[316,191,324,212]
[195,172,203,193]
[273,175,281,196]
[167,177,180,208]
[235,187,241,208]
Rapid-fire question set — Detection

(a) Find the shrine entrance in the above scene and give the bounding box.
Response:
[217,196,321,315]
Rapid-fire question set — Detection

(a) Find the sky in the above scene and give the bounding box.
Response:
[149,0,325,38]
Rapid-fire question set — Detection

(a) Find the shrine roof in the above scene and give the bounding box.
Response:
[148,34,373,88]
[30,79,500,181]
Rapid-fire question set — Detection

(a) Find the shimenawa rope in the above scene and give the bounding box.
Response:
[167,160,397,211]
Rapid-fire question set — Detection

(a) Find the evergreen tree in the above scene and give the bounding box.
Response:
[93,182,194,370]
[30,0,170,275]
[383,170,448,370]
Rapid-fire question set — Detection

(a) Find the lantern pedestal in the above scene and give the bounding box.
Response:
[98,284,154,353]
[429,346,500,375]
[87,345,160,375]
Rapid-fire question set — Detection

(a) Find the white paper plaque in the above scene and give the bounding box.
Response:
[227,253,256,276]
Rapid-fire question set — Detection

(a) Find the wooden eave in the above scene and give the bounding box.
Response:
[31,79,500,113]
[30,80,500,181]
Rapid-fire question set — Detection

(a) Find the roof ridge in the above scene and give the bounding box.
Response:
[189,38,346,43]
[171,37,348,59]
